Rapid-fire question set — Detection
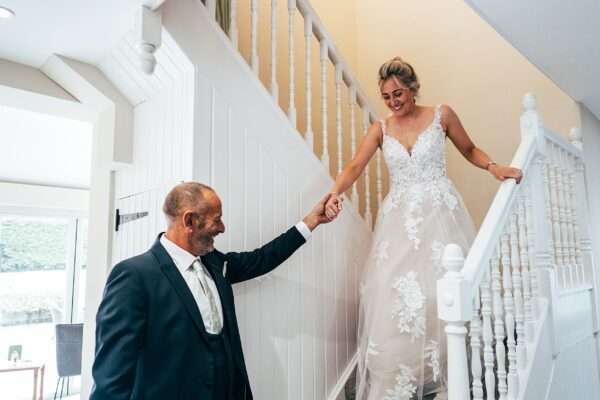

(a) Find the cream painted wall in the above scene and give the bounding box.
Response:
[350,0,580,225]
[0,59,76,102]
[233,0,580,225]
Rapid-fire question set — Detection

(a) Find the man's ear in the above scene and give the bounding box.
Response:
[183,211,195,230]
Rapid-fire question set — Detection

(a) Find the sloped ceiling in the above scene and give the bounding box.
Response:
[0,0,139,67]
[466,0,600,119]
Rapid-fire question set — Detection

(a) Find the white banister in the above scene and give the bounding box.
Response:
[335,64,343,175]
[303,16,313,149]
[229,0,238,49]
[320,40,329,170]
[349,87,358,209]
[287,0,296,128]
[270,0,278,101]
[501,231,519,399]
[206,0,216,19]
[250,0,259,75]
[362,108,372,229]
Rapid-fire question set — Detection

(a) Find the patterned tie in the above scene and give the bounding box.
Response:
[192,259,223,333]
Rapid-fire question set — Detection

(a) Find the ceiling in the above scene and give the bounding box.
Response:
[0,0,139,68]
[466,0,600,119]
[0,0,598,119]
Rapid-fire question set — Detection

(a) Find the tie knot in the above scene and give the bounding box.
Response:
[190,258,202,273]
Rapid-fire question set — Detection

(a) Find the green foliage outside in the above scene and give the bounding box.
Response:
[0,218,68,273]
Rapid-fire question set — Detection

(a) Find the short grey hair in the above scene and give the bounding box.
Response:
[162,182,214,225]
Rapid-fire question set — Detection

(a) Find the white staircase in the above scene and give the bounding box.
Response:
[95,0,600,399]
[438,93,600,400]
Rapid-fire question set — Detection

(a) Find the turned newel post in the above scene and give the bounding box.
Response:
[437,244,471,400]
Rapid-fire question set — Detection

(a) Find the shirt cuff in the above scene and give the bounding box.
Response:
[294,221,312,241]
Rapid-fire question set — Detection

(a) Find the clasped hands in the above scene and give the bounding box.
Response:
[301,193,344,231]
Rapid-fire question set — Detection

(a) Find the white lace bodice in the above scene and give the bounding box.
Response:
[380,105,459,249]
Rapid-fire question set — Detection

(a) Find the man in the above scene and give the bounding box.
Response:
[90,182,337,400]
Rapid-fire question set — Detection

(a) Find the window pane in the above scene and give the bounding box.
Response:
[0,215,71,399]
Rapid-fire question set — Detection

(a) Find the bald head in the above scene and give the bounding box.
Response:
[163,182,215,227]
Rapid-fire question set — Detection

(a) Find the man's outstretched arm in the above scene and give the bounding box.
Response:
[224,194,338,283]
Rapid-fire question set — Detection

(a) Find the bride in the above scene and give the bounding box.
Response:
[325,57,522,399]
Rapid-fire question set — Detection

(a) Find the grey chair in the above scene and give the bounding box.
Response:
[54,323,83,400]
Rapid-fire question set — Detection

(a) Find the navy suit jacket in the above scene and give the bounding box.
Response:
[90,227,306,400]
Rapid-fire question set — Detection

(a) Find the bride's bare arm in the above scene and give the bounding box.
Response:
[325,122,382,216]
[442,105,522,183]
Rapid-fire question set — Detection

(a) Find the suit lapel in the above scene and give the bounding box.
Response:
[150,236,209,339]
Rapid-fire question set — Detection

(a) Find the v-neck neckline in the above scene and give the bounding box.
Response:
[383,108,438,157]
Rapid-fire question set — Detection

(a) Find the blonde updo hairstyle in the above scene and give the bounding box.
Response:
[378,57,420,96]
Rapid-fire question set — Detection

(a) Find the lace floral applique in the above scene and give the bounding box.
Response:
[380,106,459,248]
[383,364,418,400]
[391,271,426,340]
[425,340,441,383]
[431,241,445,275]
[375,240,390,267]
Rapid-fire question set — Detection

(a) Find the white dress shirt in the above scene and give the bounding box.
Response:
[160,222,311,334]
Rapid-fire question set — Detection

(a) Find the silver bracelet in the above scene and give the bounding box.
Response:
[485,161,497,170]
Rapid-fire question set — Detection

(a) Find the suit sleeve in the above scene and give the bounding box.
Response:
[225,226,306,284]
[90,262,147,400]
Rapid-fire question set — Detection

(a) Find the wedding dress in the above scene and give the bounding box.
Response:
[355,105,476,399]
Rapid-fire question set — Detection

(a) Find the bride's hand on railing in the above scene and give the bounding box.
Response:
[325,192,343,219]
[488,164,523,183]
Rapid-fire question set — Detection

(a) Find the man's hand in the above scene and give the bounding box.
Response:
[303,193,340,231]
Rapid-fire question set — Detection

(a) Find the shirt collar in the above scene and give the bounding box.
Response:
[160,235,198,276]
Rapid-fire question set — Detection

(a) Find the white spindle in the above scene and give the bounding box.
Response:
[518,196,534,339]
[250,0,259,75]
[480,265,495,400]
[349,87,358,209]
[548,146,564,286]
[470,288,484,400]
[525,181,539,319]
[501,231,519,399]
[229,0,238,49]
[335,64,343,175]
[206,0,216,19]
[303,16,313,149]
[564,151,579,285]
[270,0,278,101]
[362,108,372,229]
[569,157,585,285]
[287,0,296,127]
[320,40,329,169]
[492,247,508,400]
[557,147,573,286]
[570,128,593,286]
[376,151,383,208]
[510,213,527,369]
